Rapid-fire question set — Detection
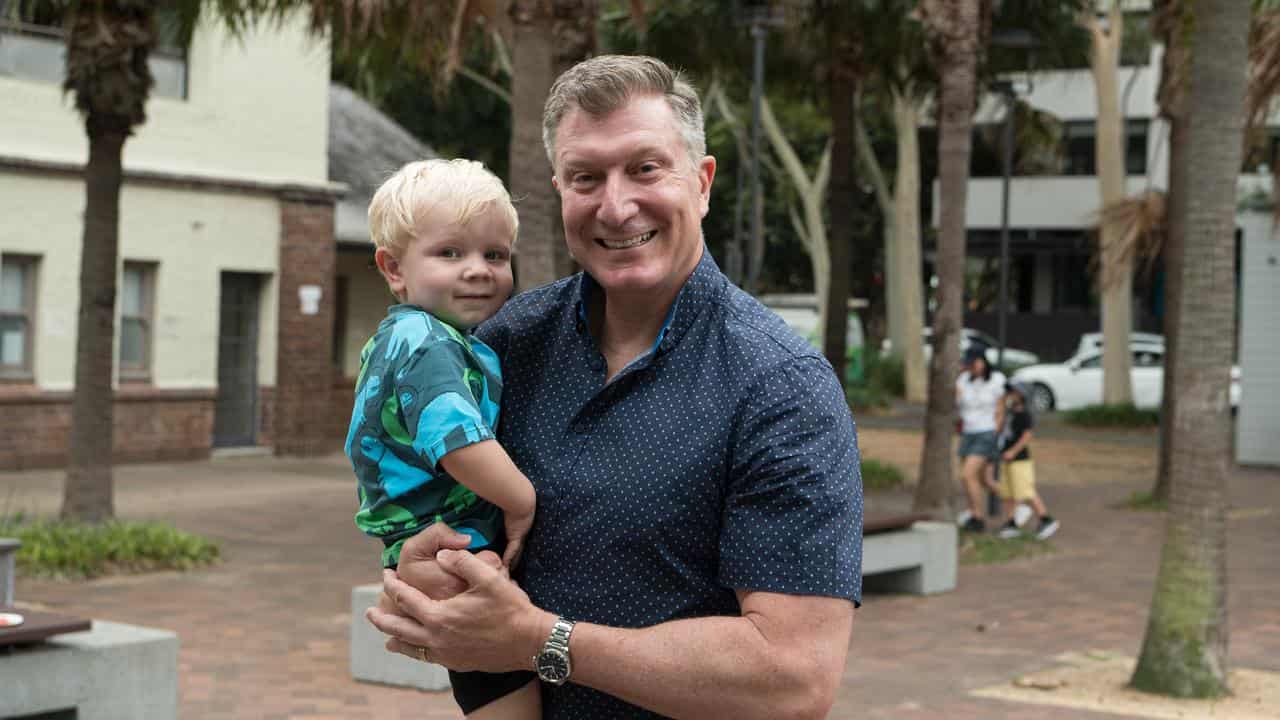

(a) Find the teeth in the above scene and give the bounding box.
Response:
[600,230,655,249]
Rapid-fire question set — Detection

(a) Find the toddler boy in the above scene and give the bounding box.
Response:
[996,381,1060,540]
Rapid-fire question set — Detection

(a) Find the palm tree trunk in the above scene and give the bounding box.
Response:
[1151,113,1186,503]
[892,91,928,403]
[509,3,559,291]
[62,121,127,523]
[915,0,981,516]
[1130,0,1249,698]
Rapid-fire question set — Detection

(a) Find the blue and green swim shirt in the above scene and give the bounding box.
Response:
[346,304,504,567]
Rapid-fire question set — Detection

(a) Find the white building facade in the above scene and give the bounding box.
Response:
[0,11,342,468]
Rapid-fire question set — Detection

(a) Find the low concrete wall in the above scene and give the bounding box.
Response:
[350,583,450,691]
[862,521,957,595]
[0,620,178,720]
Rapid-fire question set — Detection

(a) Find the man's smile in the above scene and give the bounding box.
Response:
[596,230,656,250]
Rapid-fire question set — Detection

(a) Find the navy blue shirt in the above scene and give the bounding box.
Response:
[476,250,863,719]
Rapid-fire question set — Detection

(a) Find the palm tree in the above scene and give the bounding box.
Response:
[1129,0,1250,698]
[913,0,989,516]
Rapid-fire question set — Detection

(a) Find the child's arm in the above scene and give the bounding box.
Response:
[438,439,536,568]
[1001,429,1032,461]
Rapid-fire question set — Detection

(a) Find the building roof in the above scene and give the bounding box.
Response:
[328,83,436,244]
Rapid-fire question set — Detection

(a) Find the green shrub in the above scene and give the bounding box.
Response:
[846,383,890,410]
[0,516,220,580]
[960,533,1056,565]
[863,351,906,398]
[1061,403,1160,427]
[861,459,905,491]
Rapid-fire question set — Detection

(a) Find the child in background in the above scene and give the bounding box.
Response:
[346,159,538,719]
[996,381,1060,540]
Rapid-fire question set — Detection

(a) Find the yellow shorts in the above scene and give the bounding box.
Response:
[999,460,1037,501]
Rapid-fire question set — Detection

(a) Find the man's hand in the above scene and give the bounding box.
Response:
[368,549,554,673]
[380,522,502,619]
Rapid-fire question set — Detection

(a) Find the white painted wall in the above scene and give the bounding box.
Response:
[0,170,279,390]
[336,250,391,377]
[1236,211,1280,467]
[0,10,330,185]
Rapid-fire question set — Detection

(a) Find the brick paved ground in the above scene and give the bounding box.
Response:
[3,426,1277,720]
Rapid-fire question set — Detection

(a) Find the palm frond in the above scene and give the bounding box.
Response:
[1092,190,1167,290]
[1246,6,1280,130]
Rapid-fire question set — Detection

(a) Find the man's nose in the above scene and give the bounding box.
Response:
[595,174,638,227]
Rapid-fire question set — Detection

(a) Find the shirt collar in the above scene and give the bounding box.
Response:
[573,247,724,359]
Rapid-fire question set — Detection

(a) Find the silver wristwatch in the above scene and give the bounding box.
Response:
[533,617,575,685]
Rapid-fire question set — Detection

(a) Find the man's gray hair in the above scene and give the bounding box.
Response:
[542,54,706,171]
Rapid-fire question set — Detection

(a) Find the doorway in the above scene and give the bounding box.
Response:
[214,272,261,447]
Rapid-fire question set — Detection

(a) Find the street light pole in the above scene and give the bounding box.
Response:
[998,87,1014,371]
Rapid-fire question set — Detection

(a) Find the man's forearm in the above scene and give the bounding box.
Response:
[559,595,853,720]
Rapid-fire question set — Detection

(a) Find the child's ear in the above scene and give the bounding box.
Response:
[374,247,406,300]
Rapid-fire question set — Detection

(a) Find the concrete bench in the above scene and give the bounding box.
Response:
[0,538,18,606]
[0,620,178,720]
[862,515,956,595]
[350,584,450,691]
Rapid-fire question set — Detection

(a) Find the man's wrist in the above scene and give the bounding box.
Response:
[524,608,558,671]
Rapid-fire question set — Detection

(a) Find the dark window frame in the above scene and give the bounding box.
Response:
[0,253,38,381]
[119,260,157,382]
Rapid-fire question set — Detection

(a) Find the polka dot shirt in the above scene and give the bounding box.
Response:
[475,250,863,719]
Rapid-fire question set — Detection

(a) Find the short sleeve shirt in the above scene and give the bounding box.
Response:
[1000,409,1034,461]
[475,250,863,720]
[347,305,505,567]
[956,370,1007,434]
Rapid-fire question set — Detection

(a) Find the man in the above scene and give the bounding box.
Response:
[367,55,863,719]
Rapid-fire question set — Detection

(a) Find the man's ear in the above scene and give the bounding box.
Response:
[696,155,717,218]
[374,247,406,300]
[551,174,561,195]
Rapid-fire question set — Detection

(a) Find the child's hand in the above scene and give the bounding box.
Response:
[501,504,535,570]
[1002,450,1015,462]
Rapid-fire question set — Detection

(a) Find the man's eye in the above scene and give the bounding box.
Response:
[571,173,595,185]
[638,163,659,174]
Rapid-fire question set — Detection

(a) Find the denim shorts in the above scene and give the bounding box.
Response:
[957,431,999,460]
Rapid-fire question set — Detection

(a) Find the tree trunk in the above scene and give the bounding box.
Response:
[1130,0,1249,698]
[549,0,596,280]
[892,90,928,403]
[914,0,981,516]
[62,122,127,523]
[509,2,560,291]
[824,30,856,385]
[1152,113,1186,503]
[1089,4,1134,405]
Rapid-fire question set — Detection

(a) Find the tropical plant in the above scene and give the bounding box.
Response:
[1130,0,1250,698]
[913,0,990,518]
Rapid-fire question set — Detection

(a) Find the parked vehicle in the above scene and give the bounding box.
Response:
[1073,331,1165,359]
[759,294,866,383]
[881,327,1040,369]
[1012,345,1241,413]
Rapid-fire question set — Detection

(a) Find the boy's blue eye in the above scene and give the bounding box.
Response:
[440,248,460,258]
[485,250,509,261]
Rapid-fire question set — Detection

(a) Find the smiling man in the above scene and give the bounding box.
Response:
[367,55,863,720]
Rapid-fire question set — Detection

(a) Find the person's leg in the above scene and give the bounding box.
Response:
[466,680,541,720]
[961,455,987,519]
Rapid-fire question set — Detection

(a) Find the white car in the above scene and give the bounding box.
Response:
[1013,346,1241,413]
[1073,331,1165,358]
[881,327,1040,368]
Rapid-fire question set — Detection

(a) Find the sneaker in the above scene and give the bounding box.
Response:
[962,517,986,533]
[956,509,974,527]
[997,520,1022,539]
[1035,516,1060,540]
[1013,503,1034,528]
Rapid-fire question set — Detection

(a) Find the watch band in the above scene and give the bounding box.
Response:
[546,618,575,652]
[534,617,576,685]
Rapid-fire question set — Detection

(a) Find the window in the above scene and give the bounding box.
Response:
[0,254,37,378]
[120,262,156,380]
[1061,120,1149,177]
[0,2,189,99]
[1133,349,1163,367]
[1079,354,1102,369]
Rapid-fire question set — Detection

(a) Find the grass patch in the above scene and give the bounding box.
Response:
[1061,403,1160,428]
[861,459,906,492]
[0,514,220,580]
[1113,490,1168,512]
[960,533,1056,565]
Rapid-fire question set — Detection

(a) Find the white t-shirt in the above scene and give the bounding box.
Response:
[956,370,1007,434]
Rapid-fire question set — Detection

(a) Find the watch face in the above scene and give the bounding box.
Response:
[536,649,571,684]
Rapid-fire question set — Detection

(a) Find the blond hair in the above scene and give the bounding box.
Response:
[542,55,706,171]
[367,158,518,256]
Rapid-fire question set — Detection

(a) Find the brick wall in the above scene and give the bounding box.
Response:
[275,194,337,456]
[0,386,217,470]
